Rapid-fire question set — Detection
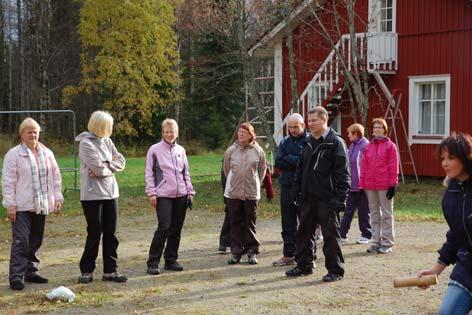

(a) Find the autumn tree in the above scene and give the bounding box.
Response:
[63,0,179,139]
[177,0,280,151]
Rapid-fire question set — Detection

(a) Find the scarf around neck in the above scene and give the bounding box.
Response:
[22,142,49,215]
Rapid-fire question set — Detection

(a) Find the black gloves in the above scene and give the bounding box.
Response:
[386,186,396,200]
[186,198,193,210]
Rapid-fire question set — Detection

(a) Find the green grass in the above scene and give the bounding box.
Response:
[0,154,445,221]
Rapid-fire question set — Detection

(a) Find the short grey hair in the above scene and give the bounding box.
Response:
[307,107,328,120]
[288,113,304,124]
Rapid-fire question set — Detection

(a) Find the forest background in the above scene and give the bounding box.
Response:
[0,0,295,155]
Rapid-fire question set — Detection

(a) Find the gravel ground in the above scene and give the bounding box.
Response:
[0,209,450,314]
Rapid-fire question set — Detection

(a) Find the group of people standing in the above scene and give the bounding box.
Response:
[2,112,195,290]
[271,107,398,282]
[3,107,472,314]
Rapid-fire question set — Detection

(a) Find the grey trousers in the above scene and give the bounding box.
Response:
[9,211,46,282]
[365,190,395,247]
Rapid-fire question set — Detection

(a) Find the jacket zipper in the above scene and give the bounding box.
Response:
[313,152,321,172]
[463,185,472,248]
[329,176,334,192]
[171,146,179,198]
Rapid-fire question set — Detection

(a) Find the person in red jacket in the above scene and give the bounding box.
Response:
[359,118,399,254]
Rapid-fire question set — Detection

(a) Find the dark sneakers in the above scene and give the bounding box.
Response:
[102,272,127,283]
[10,280,25,291]
[218,245,227,254]
[25,274,48,284]
[285,266,314,277]
[164,262,184,271]
[147,266,161,275]
[78,273,93,284]
[322,273,343,282]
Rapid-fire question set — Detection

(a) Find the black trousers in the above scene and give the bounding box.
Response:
[80,199,119,274]
[9,212,45,282]
[227,198,259,257]
[295,198,344,276]
[280,185,299,257]
[147,196,187,267]
[219,197,231,248]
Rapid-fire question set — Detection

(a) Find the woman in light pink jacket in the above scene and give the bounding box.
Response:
[2,117,63,291]
[359,118,398,254]
[144,118,195,275]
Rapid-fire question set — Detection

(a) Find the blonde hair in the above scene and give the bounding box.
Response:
[161,118,179,133]
[19,117,41,134]
[347,123,365,138]
[88,111,114,138]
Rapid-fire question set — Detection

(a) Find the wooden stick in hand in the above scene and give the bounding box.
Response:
[393,275,438,288]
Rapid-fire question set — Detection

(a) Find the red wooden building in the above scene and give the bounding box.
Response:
[249,0,472,177]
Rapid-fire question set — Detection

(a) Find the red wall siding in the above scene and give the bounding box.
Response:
[383,0,472,176]
[281,0,472,177]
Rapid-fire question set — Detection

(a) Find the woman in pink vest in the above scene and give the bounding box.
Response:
[359,118,399,254]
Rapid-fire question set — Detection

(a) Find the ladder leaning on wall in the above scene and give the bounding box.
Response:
[372,71,419,184]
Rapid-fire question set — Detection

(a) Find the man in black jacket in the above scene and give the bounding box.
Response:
[286,106,350,282]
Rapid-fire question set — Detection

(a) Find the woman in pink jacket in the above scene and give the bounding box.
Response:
[2,117,63,291]
[359,118,398,254]
[145,118,195,275]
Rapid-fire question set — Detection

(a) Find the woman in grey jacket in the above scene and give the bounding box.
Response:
[223,123,266,265]
[75,111,127,284]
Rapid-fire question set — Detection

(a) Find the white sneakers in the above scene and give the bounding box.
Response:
[356,237,371,244]
[340,237,371,245]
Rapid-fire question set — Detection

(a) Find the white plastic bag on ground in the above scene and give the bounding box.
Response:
[46,286,76,302]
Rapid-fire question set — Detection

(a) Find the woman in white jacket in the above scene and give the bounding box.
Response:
[2,117,63,291]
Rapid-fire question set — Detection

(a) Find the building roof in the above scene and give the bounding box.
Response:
[249,0,325,56]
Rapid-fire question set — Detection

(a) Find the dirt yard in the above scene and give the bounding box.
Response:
[0,208,449,314]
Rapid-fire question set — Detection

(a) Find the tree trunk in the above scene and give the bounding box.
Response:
[0,0,6,117]
[285,17,299,113]
[17,0,24,110]
[7,2,13,130]
[236,2,276,152]
[38,0,52,127]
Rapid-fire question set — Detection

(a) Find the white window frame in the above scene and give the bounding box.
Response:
[308,82,328,109]
[368,0,397,33]
[408,74,451,145]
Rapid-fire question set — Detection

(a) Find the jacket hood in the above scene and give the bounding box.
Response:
[75,131,98,142]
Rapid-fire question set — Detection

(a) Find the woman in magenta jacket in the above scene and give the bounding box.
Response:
[359,118,398,254]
